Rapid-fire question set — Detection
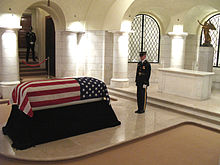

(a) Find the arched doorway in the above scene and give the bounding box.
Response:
[46,16,55,77]
[18,1,66,80]
[18,10,55,79]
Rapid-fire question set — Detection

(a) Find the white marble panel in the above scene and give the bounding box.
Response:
[212,68,220,89]
[158,68,214,100]
[0,84,17,99]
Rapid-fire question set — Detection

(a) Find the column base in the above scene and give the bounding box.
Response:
[110,78,129,88]
[0,81,20,99]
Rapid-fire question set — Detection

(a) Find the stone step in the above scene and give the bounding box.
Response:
[19,61,42,69]
[18,51,33,57]
[0,99,9,104]
[18,49,48,78]
[19,60,39,64]
[148,97,220,124]
[19,56,38,61]
[20,70,48,76]
[19,64,41,69]
[20,67,46,72]
[108,88,220,124]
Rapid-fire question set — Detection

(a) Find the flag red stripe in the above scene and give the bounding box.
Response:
[20,95,29,111]
[28,86,80,97]
[30,96,81,107]
[22,80,78,95]
[10,78,82,117]
[18,82,32,105]
[12,88,16,103]
[27,109,33,117]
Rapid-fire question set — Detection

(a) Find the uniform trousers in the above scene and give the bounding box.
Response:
[26,43,35,62]
[137,85,147,111]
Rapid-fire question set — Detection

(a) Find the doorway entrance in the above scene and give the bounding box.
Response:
[18,12,56,81]
[46,16,56,77]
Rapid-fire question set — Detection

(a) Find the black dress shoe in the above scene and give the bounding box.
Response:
[135,110,145,114]
[135,110,140,113]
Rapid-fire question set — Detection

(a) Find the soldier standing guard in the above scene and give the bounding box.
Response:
[26,26,36,62]
[135,52,151,114]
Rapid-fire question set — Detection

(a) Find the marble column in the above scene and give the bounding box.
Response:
[110,31,129,88]
[168,30,188,69]
[0,28,20,99]
[56,31,82,78]
[198,46,214,72]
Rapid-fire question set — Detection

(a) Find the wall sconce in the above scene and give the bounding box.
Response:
[9,8,13,16]
[0,8,21,29]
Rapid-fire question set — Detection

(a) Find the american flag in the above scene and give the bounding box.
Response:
[75,77,110,102]
[10,77,110,117]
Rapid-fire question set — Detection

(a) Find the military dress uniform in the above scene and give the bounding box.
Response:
[26,30,36,62]
[135,58,151,113]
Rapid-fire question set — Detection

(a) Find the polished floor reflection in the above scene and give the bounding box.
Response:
[0,91,219,164]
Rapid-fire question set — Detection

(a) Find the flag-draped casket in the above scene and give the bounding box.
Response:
[2,77,121,150]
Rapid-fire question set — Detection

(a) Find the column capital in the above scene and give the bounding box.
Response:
[168,31,188,39]
[0,81,20,85]
[61,30,85,35]
[0,27,20,33]
[108,30,133,35]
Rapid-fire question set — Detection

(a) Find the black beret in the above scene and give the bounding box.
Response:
[139,51,146,57]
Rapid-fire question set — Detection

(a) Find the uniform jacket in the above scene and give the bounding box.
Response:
[26,32,36,45]
[135,60,151,86]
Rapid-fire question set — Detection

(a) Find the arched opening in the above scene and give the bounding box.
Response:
[200,13,220,67]
[128,14,160,63]
[18,1,65,80]
[46,16,55,77]
[18,11,50,80]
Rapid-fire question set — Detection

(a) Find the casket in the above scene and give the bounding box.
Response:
[2,77,121,150]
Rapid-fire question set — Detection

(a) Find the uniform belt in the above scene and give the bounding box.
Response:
[138,72,146,76]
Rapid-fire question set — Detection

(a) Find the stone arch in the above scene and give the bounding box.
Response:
[29,1,66,31]
[121,2,168,35]
[20,1,66,77]
[183,5,218,35]
[103,0,169,34]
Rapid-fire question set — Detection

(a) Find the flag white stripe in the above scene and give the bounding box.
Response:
[28,83,80,92]
[29,91,80,102]
[18,79,78,107]
[10,78,83,117]
[23,101,32,115]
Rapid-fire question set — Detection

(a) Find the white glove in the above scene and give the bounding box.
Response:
[143,84,147,88]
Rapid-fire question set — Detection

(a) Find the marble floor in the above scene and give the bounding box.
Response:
[0,89,219,164]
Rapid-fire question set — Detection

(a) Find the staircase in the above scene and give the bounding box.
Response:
[108,87,220,125]
[19,49,48,80]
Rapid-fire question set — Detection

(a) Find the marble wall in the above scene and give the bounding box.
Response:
[213,68,220,89]
[184,34,198,70]
[159,35,171,68]
[55,30,113,83]
[50,30,220,90]
[104,31,113,84]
